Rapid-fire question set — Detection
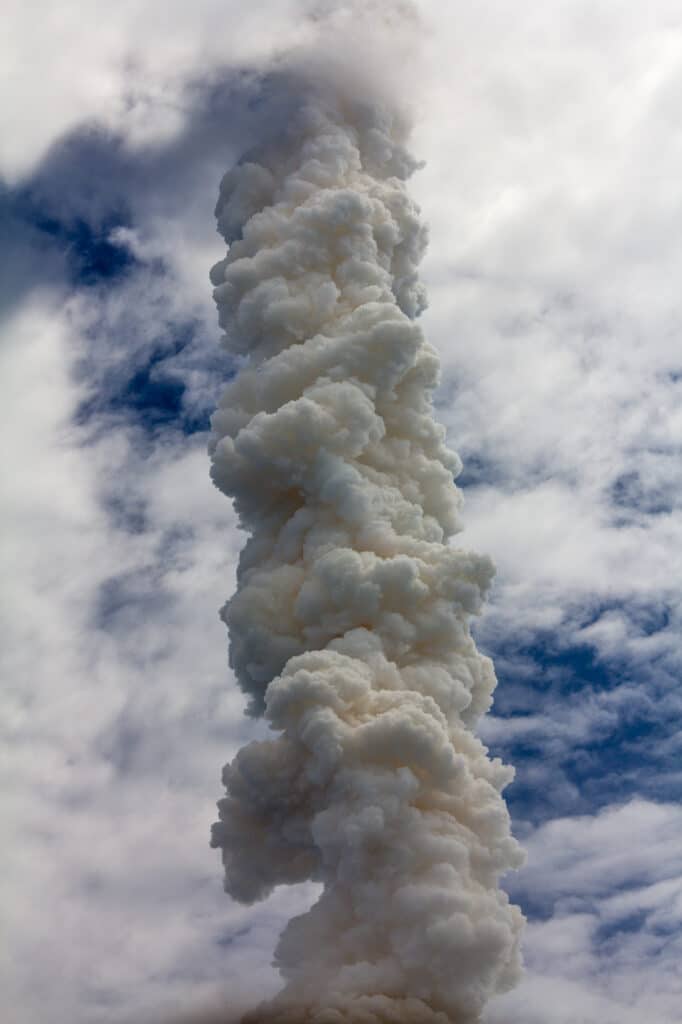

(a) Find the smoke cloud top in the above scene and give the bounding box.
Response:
[208,57,524,1024]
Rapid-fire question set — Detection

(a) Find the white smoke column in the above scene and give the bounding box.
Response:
[209,74,525,1024]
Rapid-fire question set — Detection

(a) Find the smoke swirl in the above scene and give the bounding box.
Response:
[209,79,524,1024]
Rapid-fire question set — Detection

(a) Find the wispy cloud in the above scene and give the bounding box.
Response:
[488,799,682,1023]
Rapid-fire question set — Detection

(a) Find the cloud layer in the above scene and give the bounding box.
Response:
[3,3,682,1023]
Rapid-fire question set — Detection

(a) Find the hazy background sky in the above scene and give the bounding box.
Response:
[3,3,682,1022]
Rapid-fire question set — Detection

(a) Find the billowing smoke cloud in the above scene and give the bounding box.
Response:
[208,64,524,1024]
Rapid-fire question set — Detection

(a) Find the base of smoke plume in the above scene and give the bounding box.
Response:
[157,999,488,1024]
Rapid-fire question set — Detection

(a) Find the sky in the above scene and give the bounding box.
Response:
[2,2,681,1022]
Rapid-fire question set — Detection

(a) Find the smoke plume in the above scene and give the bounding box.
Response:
[208,64,524,1024]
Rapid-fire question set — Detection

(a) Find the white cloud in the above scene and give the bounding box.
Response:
[4,2,682,1022]
[0,0,313,180]
[486,799,682,1024]
[410,4,682,636]
[0,294,289,1023]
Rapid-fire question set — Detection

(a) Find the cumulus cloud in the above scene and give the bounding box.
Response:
[403,1,682,832]
[487,799,682,1024]
[208,66,524,1024]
